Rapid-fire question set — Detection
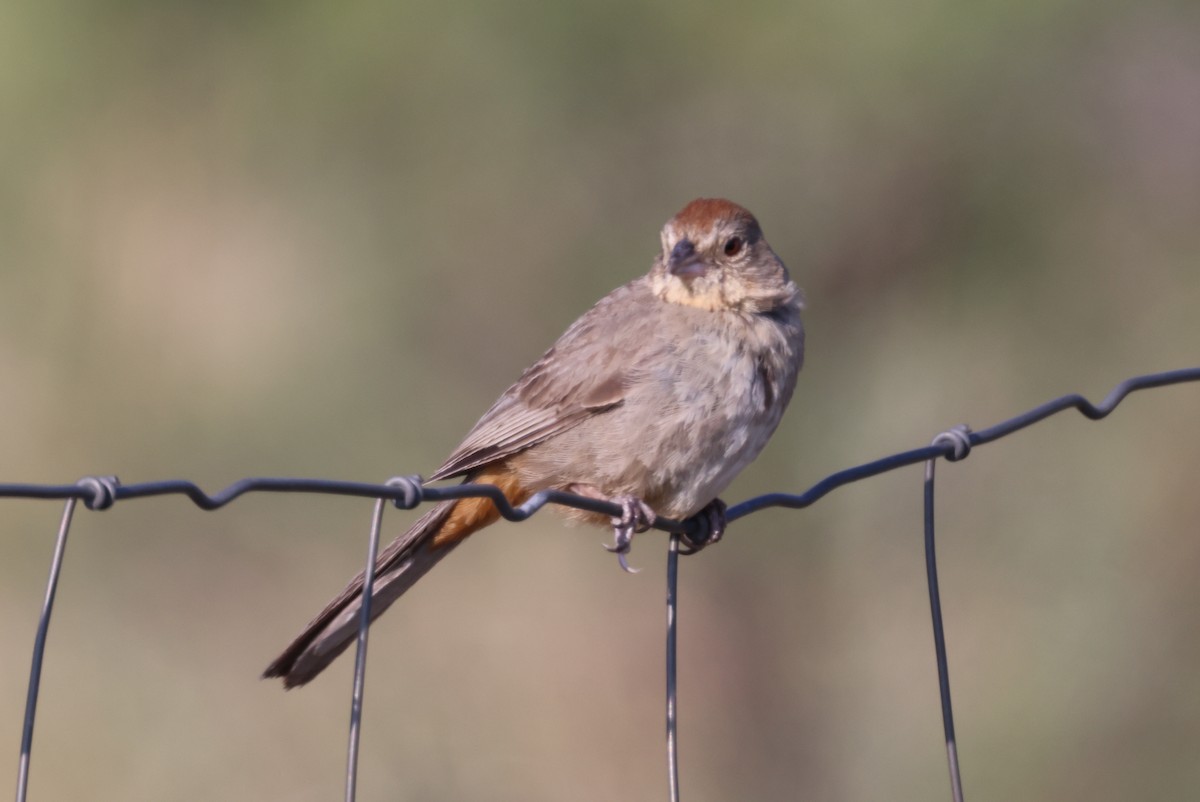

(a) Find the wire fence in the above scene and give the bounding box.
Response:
[8,366,1200,802]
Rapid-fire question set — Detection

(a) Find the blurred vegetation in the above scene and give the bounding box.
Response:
[2,1,1199,799]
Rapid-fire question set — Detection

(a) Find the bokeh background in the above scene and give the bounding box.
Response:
[3,1,1199,800]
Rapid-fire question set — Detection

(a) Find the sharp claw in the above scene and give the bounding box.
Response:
[602,533,641,572]
[602,495,654,574]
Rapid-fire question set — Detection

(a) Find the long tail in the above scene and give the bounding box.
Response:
[263,466,526,688]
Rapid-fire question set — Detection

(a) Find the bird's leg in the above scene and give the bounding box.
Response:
[680,498,727,555]
[566,484,656,574]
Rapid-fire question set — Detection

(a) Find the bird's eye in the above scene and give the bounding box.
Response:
[724,236,744,257]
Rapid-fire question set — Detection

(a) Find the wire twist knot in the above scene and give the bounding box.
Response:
[76,475,120,510]
[931,425,973,462]
[386,475,424,509]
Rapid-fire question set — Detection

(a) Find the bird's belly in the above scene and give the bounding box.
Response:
[517,344,786,521]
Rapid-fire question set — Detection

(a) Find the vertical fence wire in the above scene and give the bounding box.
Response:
[16,498,79,802]
[925,429,968,802]
[666,533,682,802]
[345,494,388,802]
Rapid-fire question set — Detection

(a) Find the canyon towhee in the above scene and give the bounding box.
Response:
[264,198,805,688]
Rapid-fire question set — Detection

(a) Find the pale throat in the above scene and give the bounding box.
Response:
[650,272,730,311]
[650,271,798,314]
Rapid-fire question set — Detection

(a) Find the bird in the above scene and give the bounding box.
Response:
[264,198,805,688]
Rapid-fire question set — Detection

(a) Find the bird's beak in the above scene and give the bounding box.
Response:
[668,239,706,279]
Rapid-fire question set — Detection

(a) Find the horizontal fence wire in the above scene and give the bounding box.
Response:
[7,366,1200,802]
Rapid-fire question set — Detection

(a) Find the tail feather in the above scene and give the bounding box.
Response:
[263,501,459,688]
[265,464,530,688]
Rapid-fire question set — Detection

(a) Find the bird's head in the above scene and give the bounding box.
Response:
[650,198,799,314]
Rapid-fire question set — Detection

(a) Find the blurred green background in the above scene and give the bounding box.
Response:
[3,1,1199,799]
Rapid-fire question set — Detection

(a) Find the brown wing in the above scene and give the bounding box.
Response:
[429,277,654,481]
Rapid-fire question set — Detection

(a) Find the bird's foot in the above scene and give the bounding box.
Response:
[603,495,656,574]
[679,498,727,555]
